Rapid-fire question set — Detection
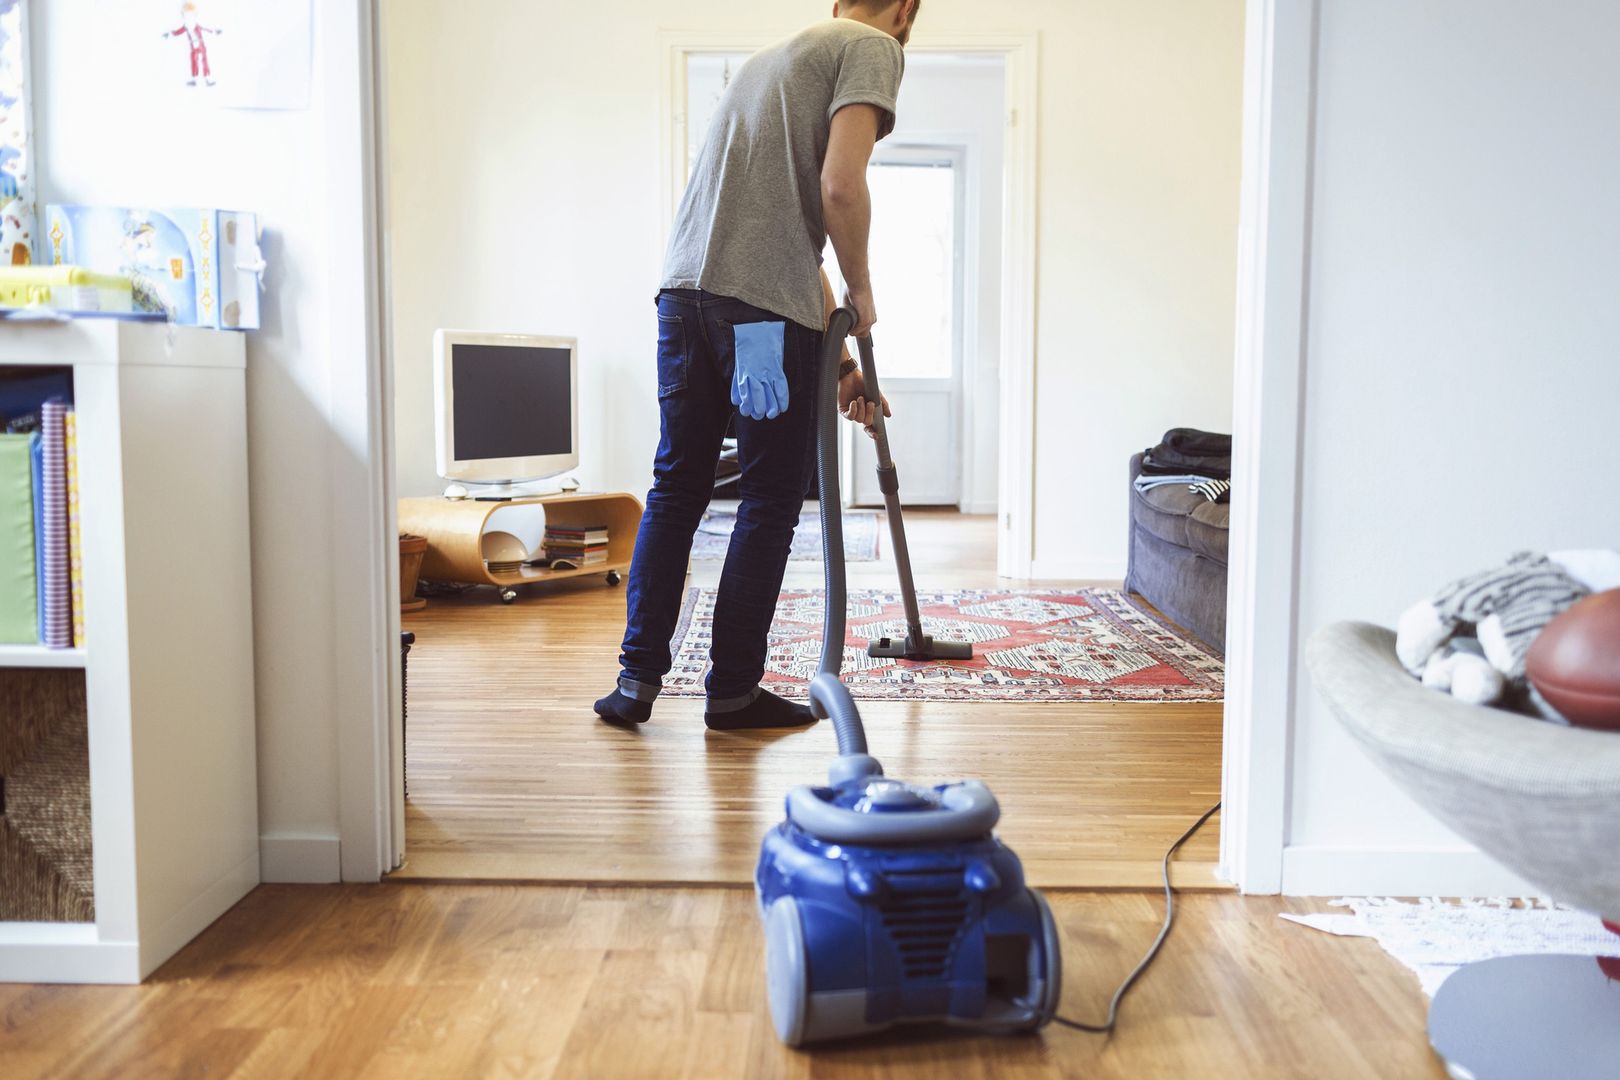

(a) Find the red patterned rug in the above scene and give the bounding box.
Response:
[662,587,1223,702]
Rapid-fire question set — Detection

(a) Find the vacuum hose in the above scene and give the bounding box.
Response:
[811,307,867,758]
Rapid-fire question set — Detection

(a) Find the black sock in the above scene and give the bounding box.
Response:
[594,688,653,725]
[704,688,816,731]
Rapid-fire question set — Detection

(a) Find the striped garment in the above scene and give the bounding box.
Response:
[1190,478,1231,504]
[1430,551,1588,679]
[40,400,71,649]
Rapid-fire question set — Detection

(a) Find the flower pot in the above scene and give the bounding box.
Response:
[400,534,429,613]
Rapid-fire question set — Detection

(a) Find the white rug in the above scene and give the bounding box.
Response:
[1283,898,1620,996]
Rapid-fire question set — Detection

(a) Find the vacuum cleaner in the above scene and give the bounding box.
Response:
[754,308,1061,1046]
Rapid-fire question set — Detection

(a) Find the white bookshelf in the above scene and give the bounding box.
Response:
[0,645,87,668]
[0,320,257,984]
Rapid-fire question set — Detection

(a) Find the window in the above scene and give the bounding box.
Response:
[826,156,961,381]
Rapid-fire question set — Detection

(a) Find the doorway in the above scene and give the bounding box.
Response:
[845,147,968,507]
[376,17,1234,891]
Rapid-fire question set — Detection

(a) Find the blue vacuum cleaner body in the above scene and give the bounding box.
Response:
[756,310,1061,1046]
[756,764,1061,1045]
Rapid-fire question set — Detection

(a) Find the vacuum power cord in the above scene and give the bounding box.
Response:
[1050,800,1222,1036]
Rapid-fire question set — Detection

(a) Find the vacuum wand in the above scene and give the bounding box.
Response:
[852,332,974,662]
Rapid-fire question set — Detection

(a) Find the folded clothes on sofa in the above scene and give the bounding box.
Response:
[1133,473,1232,505]
[1133,473,1216,491]
[1161,428,1232,457]
[1141,427,1232,480]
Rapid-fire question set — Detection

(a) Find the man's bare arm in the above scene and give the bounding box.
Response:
[822,103,881,336]
[820,269,854,368]
[820,267,892,435]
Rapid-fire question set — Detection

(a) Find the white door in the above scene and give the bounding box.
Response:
[835,147,967,507]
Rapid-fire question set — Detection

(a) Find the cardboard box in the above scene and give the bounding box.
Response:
[43,205,263,329]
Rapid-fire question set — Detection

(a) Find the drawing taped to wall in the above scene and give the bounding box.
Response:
[159,3,223,89]
[150,0,310,110]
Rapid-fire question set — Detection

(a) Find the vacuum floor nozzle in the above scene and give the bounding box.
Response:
[868,634,975,661]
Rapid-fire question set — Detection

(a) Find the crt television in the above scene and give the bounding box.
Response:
[433,329,579,492]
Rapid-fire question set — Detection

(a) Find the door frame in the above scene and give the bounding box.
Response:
[352,10,1311,891]
[658,28,1039,575]
[1218,0,1318,893]
[329,0,401,880]
[875,129,996,514]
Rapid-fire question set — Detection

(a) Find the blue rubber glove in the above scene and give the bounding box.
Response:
[733,321,789,420]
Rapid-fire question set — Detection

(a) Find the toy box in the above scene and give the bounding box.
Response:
[43,205,263,329]
[0,266,134,315]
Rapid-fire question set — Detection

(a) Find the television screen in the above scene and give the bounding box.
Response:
[450,343,573,461]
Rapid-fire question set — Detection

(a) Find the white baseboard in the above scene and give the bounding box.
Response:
[959,500,998,516]
[260,834,342,884]
[0,925,141,985]
[1280,845,1540,898]
[1028,557,1127,583]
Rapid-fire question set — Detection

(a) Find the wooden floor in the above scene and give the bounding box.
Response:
[0,883,1448,1079]
[399,510,1225,888]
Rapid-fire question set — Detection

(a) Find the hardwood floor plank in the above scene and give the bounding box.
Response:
[402,511,1227,888]
[0,883,1447,1079]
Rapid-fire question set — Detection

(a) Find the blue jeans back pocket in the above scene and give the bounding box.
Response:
[656,312,688,398]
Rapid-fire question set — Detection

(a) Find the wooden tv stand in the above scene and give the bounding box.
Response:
[398,491,642,602]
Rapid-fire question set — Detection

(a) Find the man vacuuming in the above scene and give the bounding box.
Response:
[595,0,921,730]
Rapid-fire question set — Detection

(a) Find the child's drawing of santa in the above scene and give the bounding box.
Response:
[161,3,223,88]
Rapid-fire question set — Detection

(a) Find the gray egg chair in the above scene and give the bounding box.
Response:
[1307,622,1620,1080]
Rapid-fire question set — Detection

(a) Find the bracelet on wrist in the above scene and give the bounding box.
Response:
[838,358,859,379]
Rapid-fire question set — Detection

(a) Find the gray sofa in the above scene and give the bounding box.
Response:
[1125,452,1230,652]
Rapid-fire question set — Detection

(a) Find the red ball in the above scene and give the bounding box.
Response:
[1527,589,1620,730]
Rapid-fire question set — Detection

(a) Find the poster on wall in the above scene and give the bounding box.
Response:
[151,0,311,111]
[0,0,36,264]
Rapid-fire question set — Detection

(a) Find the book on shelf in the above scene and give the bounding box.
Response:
[543,519,610,566]
[0,396,82,649]
[31,429,44,638]
[540,550,608,568]
[65,409,84,648]
[545,523,608,537]
[39,401,71,648]
[544,544,607,558]
[0,432,37,644]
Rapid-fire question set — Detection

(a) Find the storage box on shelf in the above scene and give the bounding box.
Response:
[0,320,256,984]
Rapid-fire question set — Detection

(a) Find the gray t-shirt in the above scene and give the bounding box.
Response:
[661,20,904,332]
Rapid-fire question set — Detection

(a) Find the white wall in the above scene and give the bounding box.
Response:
[1281,0,1620,894]
[1022,3,1242,577]
[384,0,1243,578]
[33,2,373,883]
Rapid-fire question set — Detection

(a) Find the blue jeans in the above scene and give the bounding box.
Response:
[618,289,824,708]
